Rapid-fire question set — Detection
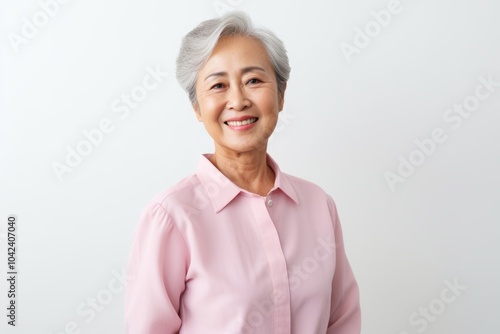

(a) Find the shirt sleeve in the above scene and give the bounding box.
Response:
[125,201,189,334]
[326,195,362,334]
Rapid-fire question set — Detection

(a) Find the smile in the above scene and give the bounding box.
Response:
[224,117,258,127]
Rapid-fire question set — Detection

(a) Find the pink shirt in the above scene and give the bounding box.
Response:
[125,153,361,333]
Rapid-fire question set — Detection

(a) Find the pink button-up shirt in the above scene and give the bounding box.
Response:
[125,153,361,333]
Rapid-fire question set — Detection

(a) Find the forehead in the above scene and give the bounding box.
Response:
[201,35,272,73]
[213,35,264,52]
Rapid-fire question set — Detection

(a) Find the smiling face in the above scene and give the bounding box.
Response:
[194,35,285,156]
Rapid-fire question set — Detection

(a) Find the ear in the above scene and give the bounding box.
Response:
[278,82,287,111]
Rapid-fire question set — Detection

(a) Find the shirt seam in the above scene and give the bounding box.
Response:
[153,201,192,272]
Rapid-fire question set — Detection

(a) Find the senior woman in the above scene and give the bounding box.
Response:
[125,11,361,334]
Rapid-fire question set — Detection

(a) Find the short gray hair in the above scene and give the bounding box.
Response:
[175,11,291,105]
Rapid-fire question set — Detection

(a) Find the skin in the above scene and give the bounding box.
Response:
[194,35,286,196]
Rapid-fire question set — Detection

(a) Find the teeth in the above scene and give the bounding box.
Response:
[226,118,257,127]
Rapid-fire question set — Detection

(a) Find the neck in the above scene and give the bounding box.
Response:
[209,146,275,197]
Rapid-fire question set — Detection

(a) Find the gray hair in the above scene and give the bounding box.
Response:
[175,11,291,105]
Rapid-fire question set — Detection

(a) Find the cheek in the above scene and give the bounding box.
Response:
[252,89,280,110]
[261,97,281,116]
[199,96,224,120]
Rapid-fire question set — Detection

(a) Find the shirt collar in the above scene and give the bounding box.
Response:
[196,153,299,213]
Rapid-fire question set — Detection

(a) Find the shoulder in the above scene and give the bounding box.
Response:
[283,172,332,199]
[282,171,339,214]
[144,173,202,213]
[134,174,202,236]
[151,174,199,204]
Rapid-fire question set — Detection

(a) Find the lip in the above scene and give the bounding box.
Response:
[224,115,259,122]
[224,116,259,131]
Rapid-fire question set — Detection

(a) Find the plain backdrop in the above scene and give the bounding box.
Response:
[1,0,499,333]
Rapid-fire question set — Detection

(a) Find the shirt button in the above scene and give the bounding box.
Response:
[266,197,273,207]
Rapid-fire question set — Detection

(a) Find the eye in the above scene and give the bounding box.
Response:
[210,83,225,90]
[247,78,261,85]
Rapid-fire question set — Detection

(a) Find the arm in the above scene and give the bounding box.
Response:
[326,196,361,334]
[125,202,189,334]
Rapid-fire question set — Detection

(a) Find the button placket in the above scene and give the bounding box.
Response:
[252,196,291,334]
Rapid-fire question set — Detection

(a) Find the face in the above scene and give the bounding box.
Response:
[194,35,285,155]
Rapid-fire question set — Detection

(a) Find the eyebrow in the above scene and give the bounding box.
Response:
[204,66,266,81]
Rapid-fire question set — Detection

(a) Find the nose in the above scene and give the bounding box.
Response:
[227,84,250,111]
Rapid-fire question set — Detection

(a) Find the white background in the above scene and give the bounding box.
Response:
[1,0,499,333]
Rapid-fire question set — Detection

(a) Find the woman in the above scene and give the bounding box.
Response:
[125,11,361,334]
